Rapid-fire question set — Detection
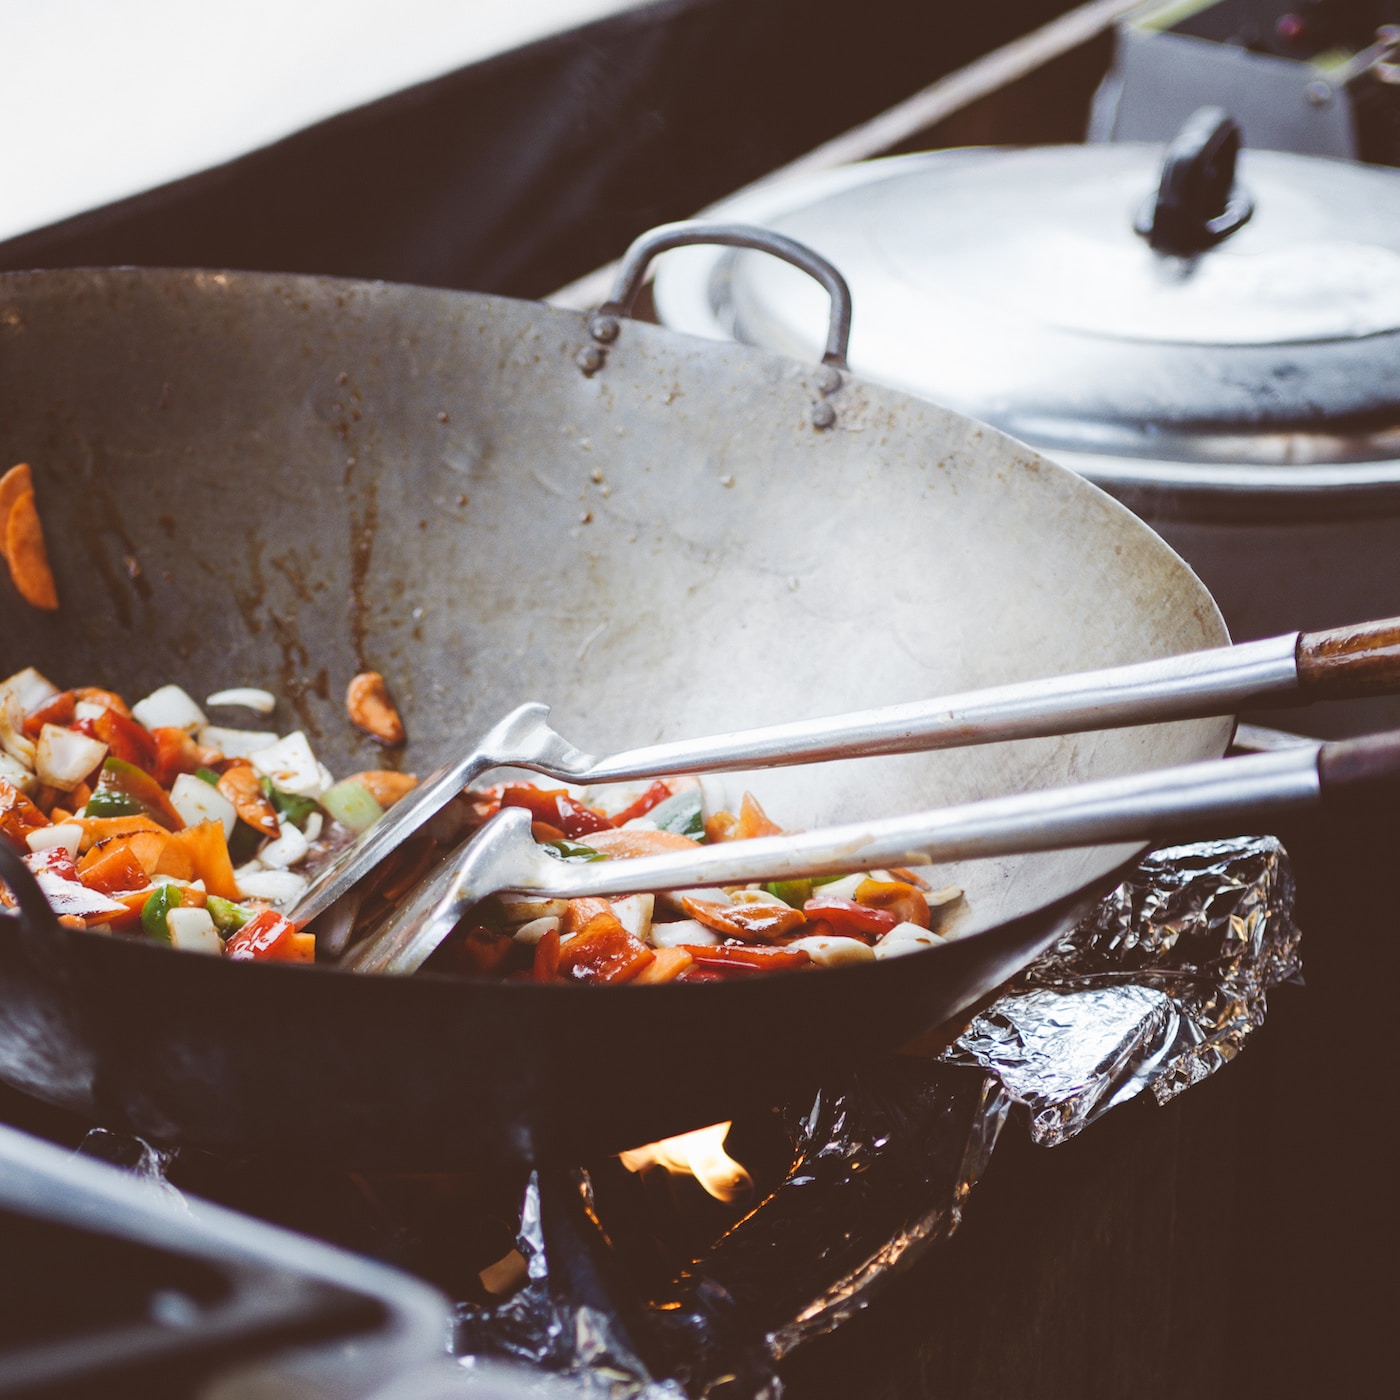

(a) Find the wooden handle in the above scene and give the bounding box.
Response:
[1318,730,1400,797]
[1296,618,1400,699]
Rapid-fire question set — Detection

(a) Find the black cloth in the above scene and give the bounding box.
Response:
[0,0,1078,298]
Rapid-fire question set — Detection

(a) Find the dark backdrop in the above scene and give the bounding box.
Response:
[0,0,1078,297]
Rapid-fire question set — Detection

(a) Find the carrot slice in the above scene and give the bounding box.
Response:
[0,463,33,565]
[578,827,701,859]
[5,489,58,610]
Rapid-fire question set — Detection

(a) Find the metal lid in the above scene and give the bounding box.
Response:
[653,138,1400,472]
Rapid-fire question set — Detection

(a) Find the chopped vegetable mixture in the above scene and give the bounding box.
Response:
[1,667,963,980]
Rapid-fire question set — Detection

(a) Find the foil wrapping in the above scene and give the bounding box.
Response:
[942,835,1301,1144]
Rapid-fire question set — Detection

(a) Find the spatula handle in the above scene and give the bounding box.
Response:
[1296,617,1400,699]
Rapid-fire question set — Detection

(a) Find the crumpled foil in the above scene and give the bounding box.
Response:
[941,835,1301,1144]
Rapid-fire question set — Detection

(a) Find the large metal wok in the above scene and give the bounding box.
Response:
[0,234,1232,1166]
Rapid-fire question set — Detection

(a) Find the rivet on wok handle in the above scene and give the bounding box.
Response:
[590,220,854,372]
[1295,616,1400,699]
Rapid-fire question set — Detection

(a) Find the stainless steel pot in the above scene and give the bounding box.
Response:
[651,119,1400,736]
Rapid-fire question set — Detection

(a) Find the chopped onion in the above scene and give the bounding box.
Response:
[0,690,36,767]
[199,725,278,759]
[320,778,384,834]
[0,752,37,794]
[169,773,237,837]
[35,724,107,791]
[249,731,325,798]
[512,915,562,945]
[649,919,719,948]
[2,668,58,713]
[807,872,867,901]
[205,687,277,715]
[258,815,310,869]
[785,934,874,967]
[25,823,82,858]
[236,869,308,909]
[611,893,654,942]
[873,922,947,960]
[33,872,126,920]
[301,811,323,844]
[132,684,206,734]
[497,893,569,925]
[166,906,223,955]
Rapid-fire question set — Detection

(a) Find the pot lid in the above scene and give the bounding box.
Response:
[653,123,1400,468]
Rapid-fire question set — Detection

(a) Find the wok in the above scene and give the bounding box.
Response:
[0,235,1232,1166]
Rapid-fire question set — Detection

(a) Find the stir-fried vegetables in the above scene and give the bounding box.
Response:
[0,666,417,963]
[1,664,966,980]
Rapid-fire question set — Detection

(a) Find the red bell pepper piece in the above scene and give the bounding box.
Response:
[557,913,655,984]
[679,943,812,973]
[800,895,898,943]
[91,708,160,776]
[22,690,74,739]
[225,908,313,962]
[0,778,48,852]
[607,780,673,827]
[501,784,612,838]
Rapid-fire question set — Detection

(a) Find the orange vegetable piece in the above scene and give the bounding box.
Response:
[346,671,406,745]
[557,913,655,984]
[22,690,74,740]
[578,828,701,859]
[167,819,241,899]
[74,815,164,854]
[5,489,58,610]
[0,777,49,851]
[533,928,562,981]
[106,887,155,929]
[0,463,33,564]
[679,894,806,942]
[216,762,279,838]
[77,845,149,896]
[679,943,813,973]
[561,897,614,936]
[854,877,929,929]
[631,946,693,984]
[348,770,418,808]
[731,792,783,839]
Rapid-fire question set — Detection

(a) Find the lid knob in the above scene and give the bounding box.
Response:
[1134,107,1254,257]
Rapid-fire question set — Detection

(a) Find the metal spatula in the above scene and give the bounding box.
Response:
[290,616,1400,927]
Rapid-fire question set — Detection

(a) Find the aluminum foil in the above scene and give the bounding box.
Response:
[942,835,1301,1144]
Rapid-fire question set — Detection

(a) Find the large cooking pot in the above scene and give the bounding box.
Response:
[651,115,1400,738]
[0,243,1230,1166]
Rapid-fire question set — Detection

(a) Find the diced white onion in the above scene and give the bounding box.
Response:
[649,919,719,948]
[728,888,792,909]
[132,684,206,734]
[611,893,654,942]
[169,772,237,837]
[497,893,569,925]
[512,915,562,945]
[257,815,310,869]
[198,725,279,758]
[73,700,108,721]
[928,885,964,907]
[873,922,947,960]
[249,731,325,798]
[2,668,58,713]
[0,752,37,794]
[166,906,223,955]
[301,811,323,843]
[785,934,875,967]
[808,872,867,901]
[205,687,277,715]
[0,690,36,767]
[236,869,308,909]
[35,725,107,791]
[25,823,82,858]
[233,859,265,883]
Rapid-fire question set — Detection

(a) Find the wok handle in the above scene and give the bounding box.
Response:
[592,221,853,369]
[1318,730,1400,797]
[1296,617,1400,699]
[0,839,64,967]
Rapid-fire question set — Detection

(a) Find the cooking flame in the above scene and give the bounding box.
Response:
[618,1121,753,1203]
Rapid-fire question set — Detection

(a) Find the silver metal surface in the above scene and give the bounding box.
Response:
[296,632,1299,923]
[345,747,1322,974]
[0,265,1230,997]
[651,148,1400,478]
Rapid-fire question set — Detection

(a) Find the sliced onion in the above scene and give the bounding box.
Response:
[0,690,36,767]
[2,668,58,713]
[205,687,277,715]
[132,684,207,734]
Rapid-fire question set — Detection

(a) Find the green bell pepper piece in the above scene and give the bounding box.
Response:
[206,895,251,935]
[140,884,183,942]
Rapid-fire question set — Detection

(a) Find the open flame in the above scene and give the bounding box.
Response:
[618,1120,754,1203]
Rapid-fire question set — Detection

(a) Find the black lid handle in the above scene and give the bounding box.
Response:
[1134,107,1254,257]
